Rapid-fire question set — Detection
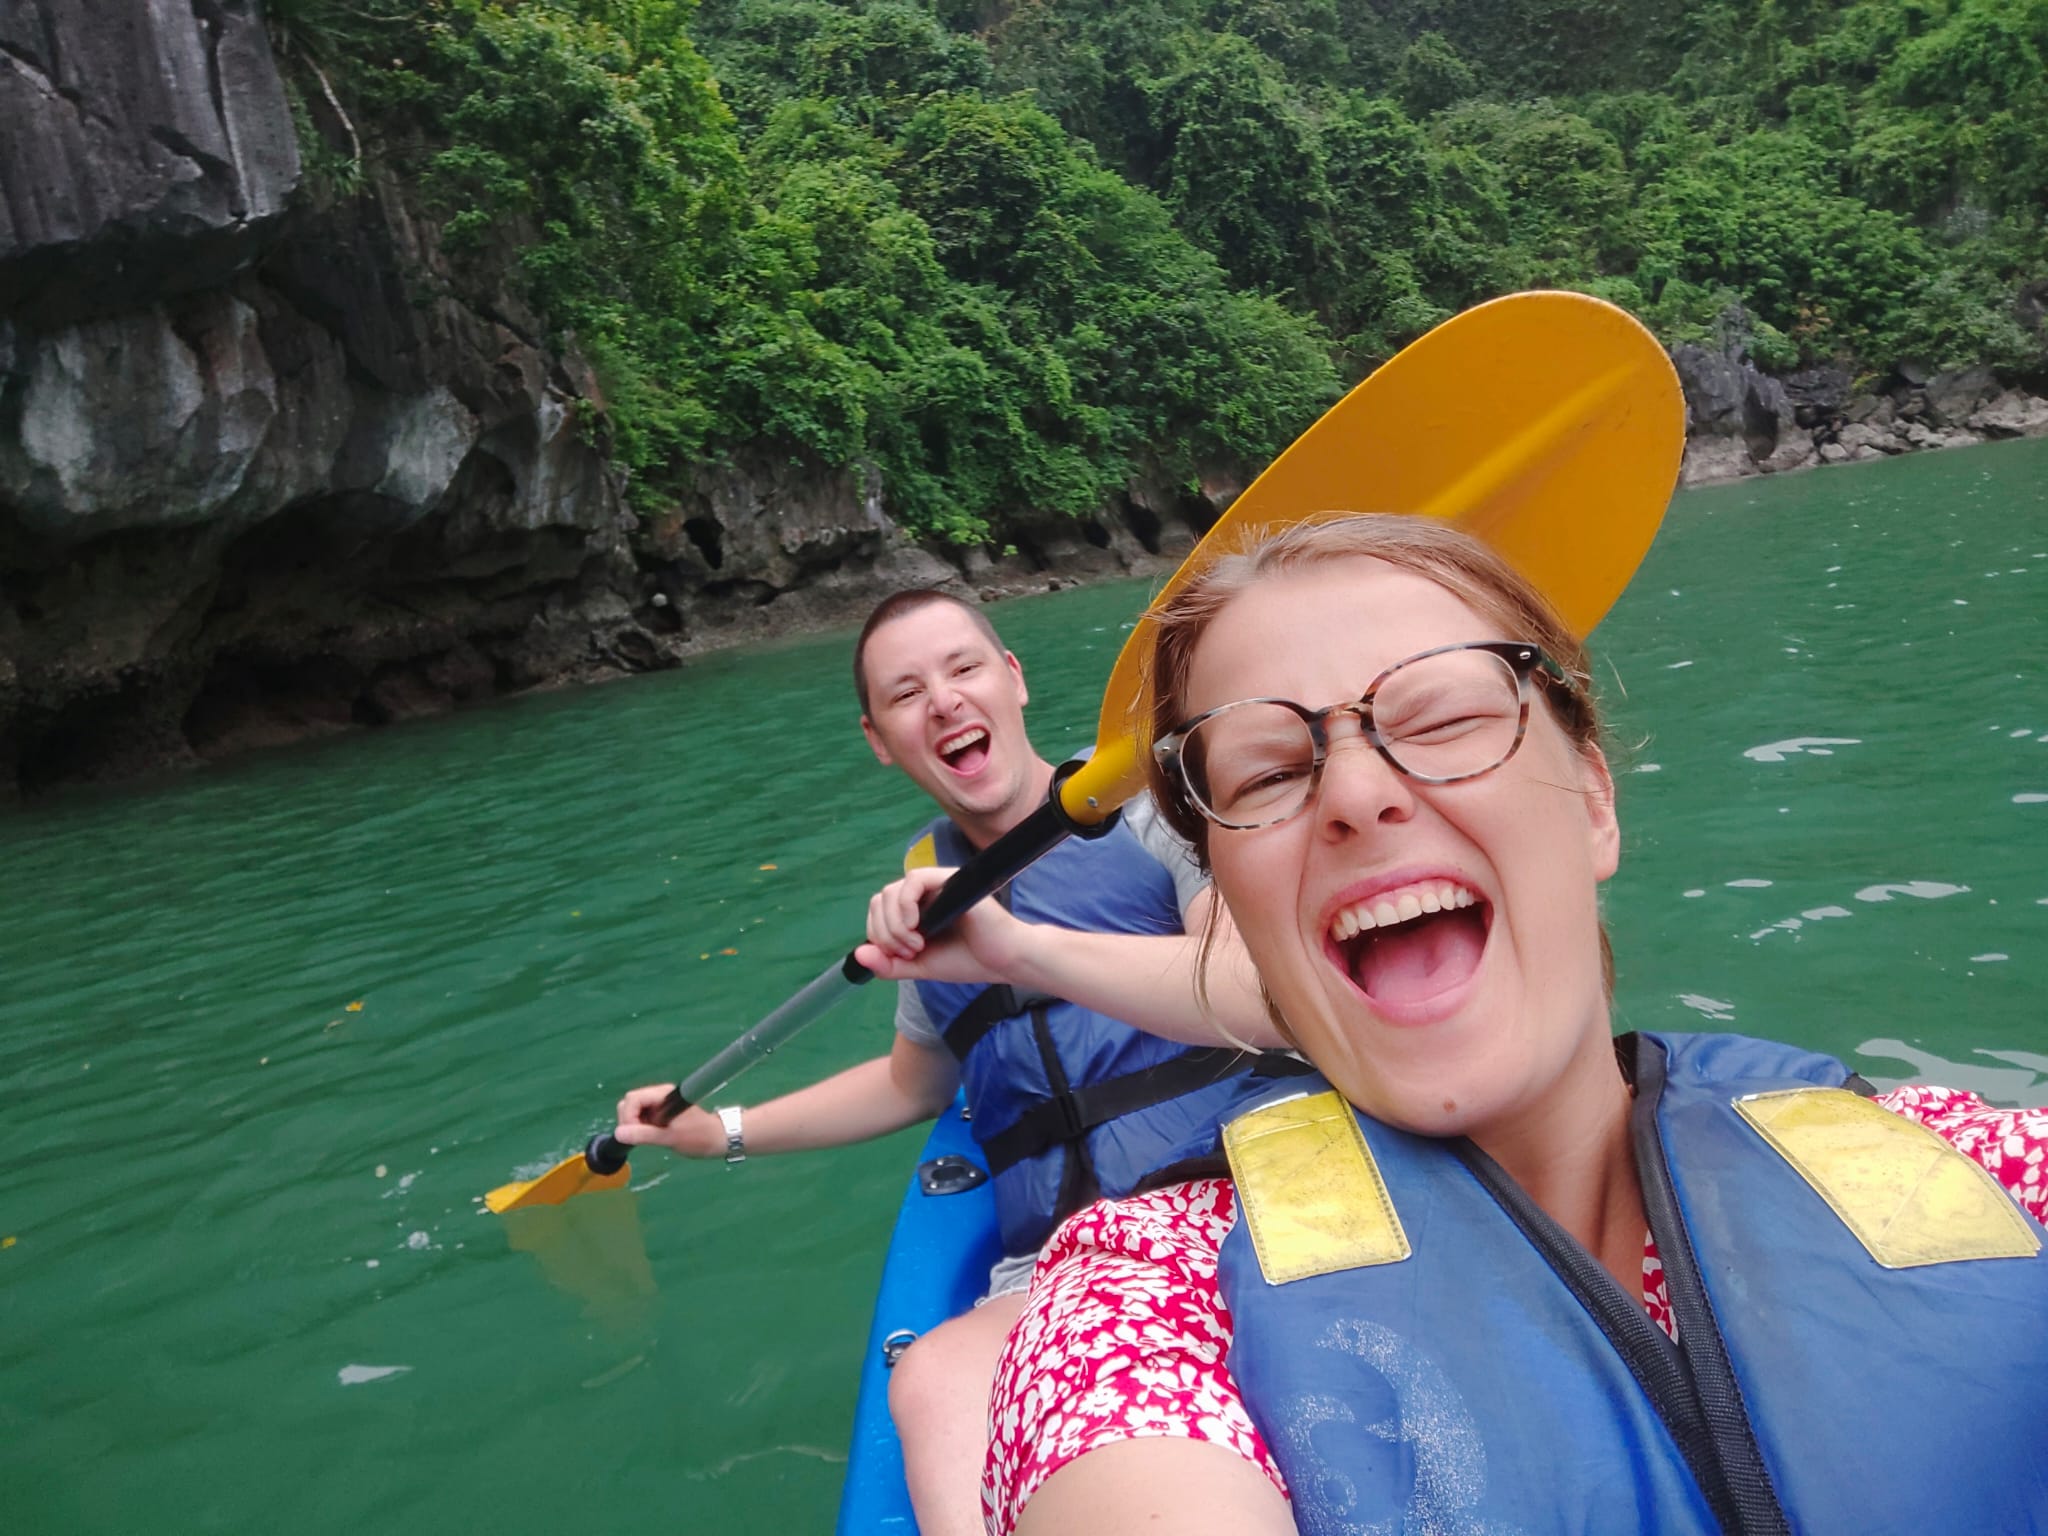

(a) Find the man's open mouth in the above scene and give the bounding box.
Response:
[936,725,991,775]
[1328,879,1490,1012]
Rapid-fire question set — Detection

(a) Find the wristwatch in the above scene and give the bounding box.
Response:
[716,1104,746,1166]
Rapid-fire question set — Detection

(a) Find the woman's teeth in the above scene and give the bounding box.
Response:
[1329,882,1478,942]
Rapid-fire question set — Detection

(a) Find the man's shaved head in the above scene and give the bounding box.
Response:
[853,590,1005,714]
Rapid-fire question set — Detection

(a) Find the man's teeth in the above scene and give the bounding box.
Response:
[939,727,987,755]
[1329,882,1478,942]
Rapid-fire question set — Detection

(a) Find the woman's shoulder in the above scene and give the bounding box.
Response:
[1043,1178,1240,1277]
[1878,1085,2048,1225]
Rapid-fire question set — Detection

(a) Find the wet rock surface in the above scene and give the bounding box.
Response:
[0,0,300,324]
[1676,328,2048,489]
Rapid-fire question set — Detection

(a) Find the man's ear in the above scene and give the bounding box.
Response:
[861,715,894,767]
[1005,650,1028,709]
[1580,744,1620,882]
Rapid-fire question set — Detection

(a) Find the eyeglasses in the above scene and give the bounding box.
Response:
[1153,641,1571,830]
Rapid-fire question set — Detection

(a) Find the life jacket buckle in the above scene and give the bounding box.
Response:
[1049,1091,1087,1143]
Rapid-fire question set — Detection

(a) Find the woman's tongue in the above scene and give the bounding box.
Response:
[1352,908,1486,1008]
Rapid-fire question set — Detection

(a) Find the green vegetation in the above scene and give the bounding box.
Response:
[274,0,2048,539]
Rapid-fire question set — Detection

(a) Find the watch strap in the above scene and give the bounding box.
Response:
[716,1104,746,1165]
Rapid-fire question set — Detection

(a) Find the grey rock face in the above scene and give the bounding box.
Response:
[1672,341,1807,478]
[1972,391,2048,438]
[0,290,342,542]
[0,0,300,320]
[1665,334,2047,493]
[1781,366,1852,426]
[1922,366,2000,428]
[677,451,894,593]
[0,0,654,794]
[1837,423,1897,455]
[1679,434,1754,487]
[1669,344,1745,437]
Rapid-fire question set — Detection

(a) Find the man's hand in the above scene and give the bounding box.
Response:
[613,1084,724,1158]
[856,865,1030,983]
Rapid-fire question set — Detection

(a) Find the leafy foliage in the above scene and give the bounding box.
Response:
[979,0,2047,372]
[282,0,2046,543]
[284,0,1334,540]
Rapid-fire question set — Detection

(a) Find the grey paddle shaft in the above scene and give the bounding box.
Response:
[674,955,865,1107]
[583,768,1121,1176]
[582,953,866,1174]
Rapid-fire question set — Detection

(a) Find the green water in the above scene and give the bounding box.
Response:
[4,439,2045,1531]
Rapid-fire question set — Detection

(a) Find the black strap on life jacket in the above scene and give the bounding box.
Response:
[1028,1005,1102,1226]
[981,1047,1303,1177]
[934,880,1060,1063]
[1132,1054,1319,1193]
[940,982,1057,1062]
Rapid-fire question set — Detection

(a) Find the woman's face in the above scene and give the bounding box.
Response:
[1188,557,1620,1139]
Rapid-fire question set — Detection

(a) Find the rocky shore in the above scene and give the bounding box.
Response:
[3,1,2043,799]
[1674,344,2048,489]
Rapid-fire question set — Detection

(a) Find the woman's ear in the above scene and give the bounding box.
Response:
[1580,744,1621,882]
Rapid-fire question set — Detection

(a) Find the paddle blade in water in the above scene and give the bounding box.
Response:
[485,1153,630,1213]
[504,1192,658,1321]
[1058,291,1682,828]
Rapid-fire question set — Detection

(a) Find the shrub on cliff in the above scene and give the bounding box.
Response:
[975,0,2048,377]
[276,0,1337,543]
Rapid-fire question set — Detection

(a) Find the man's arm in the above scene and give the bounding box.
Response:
[613,1031,961,1159]
[858,869,1286,1050]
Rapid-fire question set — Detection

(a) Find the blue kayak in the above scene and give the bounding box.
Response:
[836,1099,1005,1534]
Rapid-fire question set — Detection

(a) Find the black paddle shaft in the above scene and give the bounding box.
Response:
[583,763,1121,1175]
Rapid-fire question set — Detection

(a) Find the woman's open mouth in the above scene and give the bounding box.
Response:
[936,725,992,776]
[1326,878,1490,1020]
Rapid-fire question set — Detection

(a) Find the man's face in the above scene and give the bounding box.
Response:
[860,604,1035,830]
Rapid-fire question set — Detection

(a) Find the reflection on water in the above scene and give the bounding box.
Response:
[1857,1040,2048,1101]
[1744,883,1970,941]
[1743,736,1861,762]
[338,1364,412,1386]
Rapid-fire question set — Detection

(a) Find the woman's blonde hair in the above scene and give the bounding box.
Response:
[1142,514,1615,1030]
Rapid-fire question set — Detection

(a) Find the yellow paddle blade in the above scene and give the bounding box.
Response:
[1057,291,1683,824]
[485,1152,630,1213]
[504,1193,659,1320]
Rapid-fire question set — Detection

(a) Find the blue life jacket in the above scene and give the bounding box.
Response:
[914,813,1282,1257]
[1217,1031,2048,1536]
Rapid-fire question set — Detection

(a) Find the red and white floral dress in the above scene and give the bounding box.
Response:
[982,1085,2048,1533]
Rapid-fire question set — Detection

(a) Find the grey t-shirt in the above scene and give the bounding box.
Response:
[894,792,1205,1049]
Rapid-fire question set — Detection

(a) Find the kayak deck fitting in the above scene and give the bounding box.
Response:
[836,1098,1004,1534]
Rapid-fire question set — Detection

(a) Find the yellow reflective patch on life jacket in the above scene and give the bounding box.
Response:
[904,833,939,872]
[1225,1090,1411,1284]
[1735,1087,2042,1269]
